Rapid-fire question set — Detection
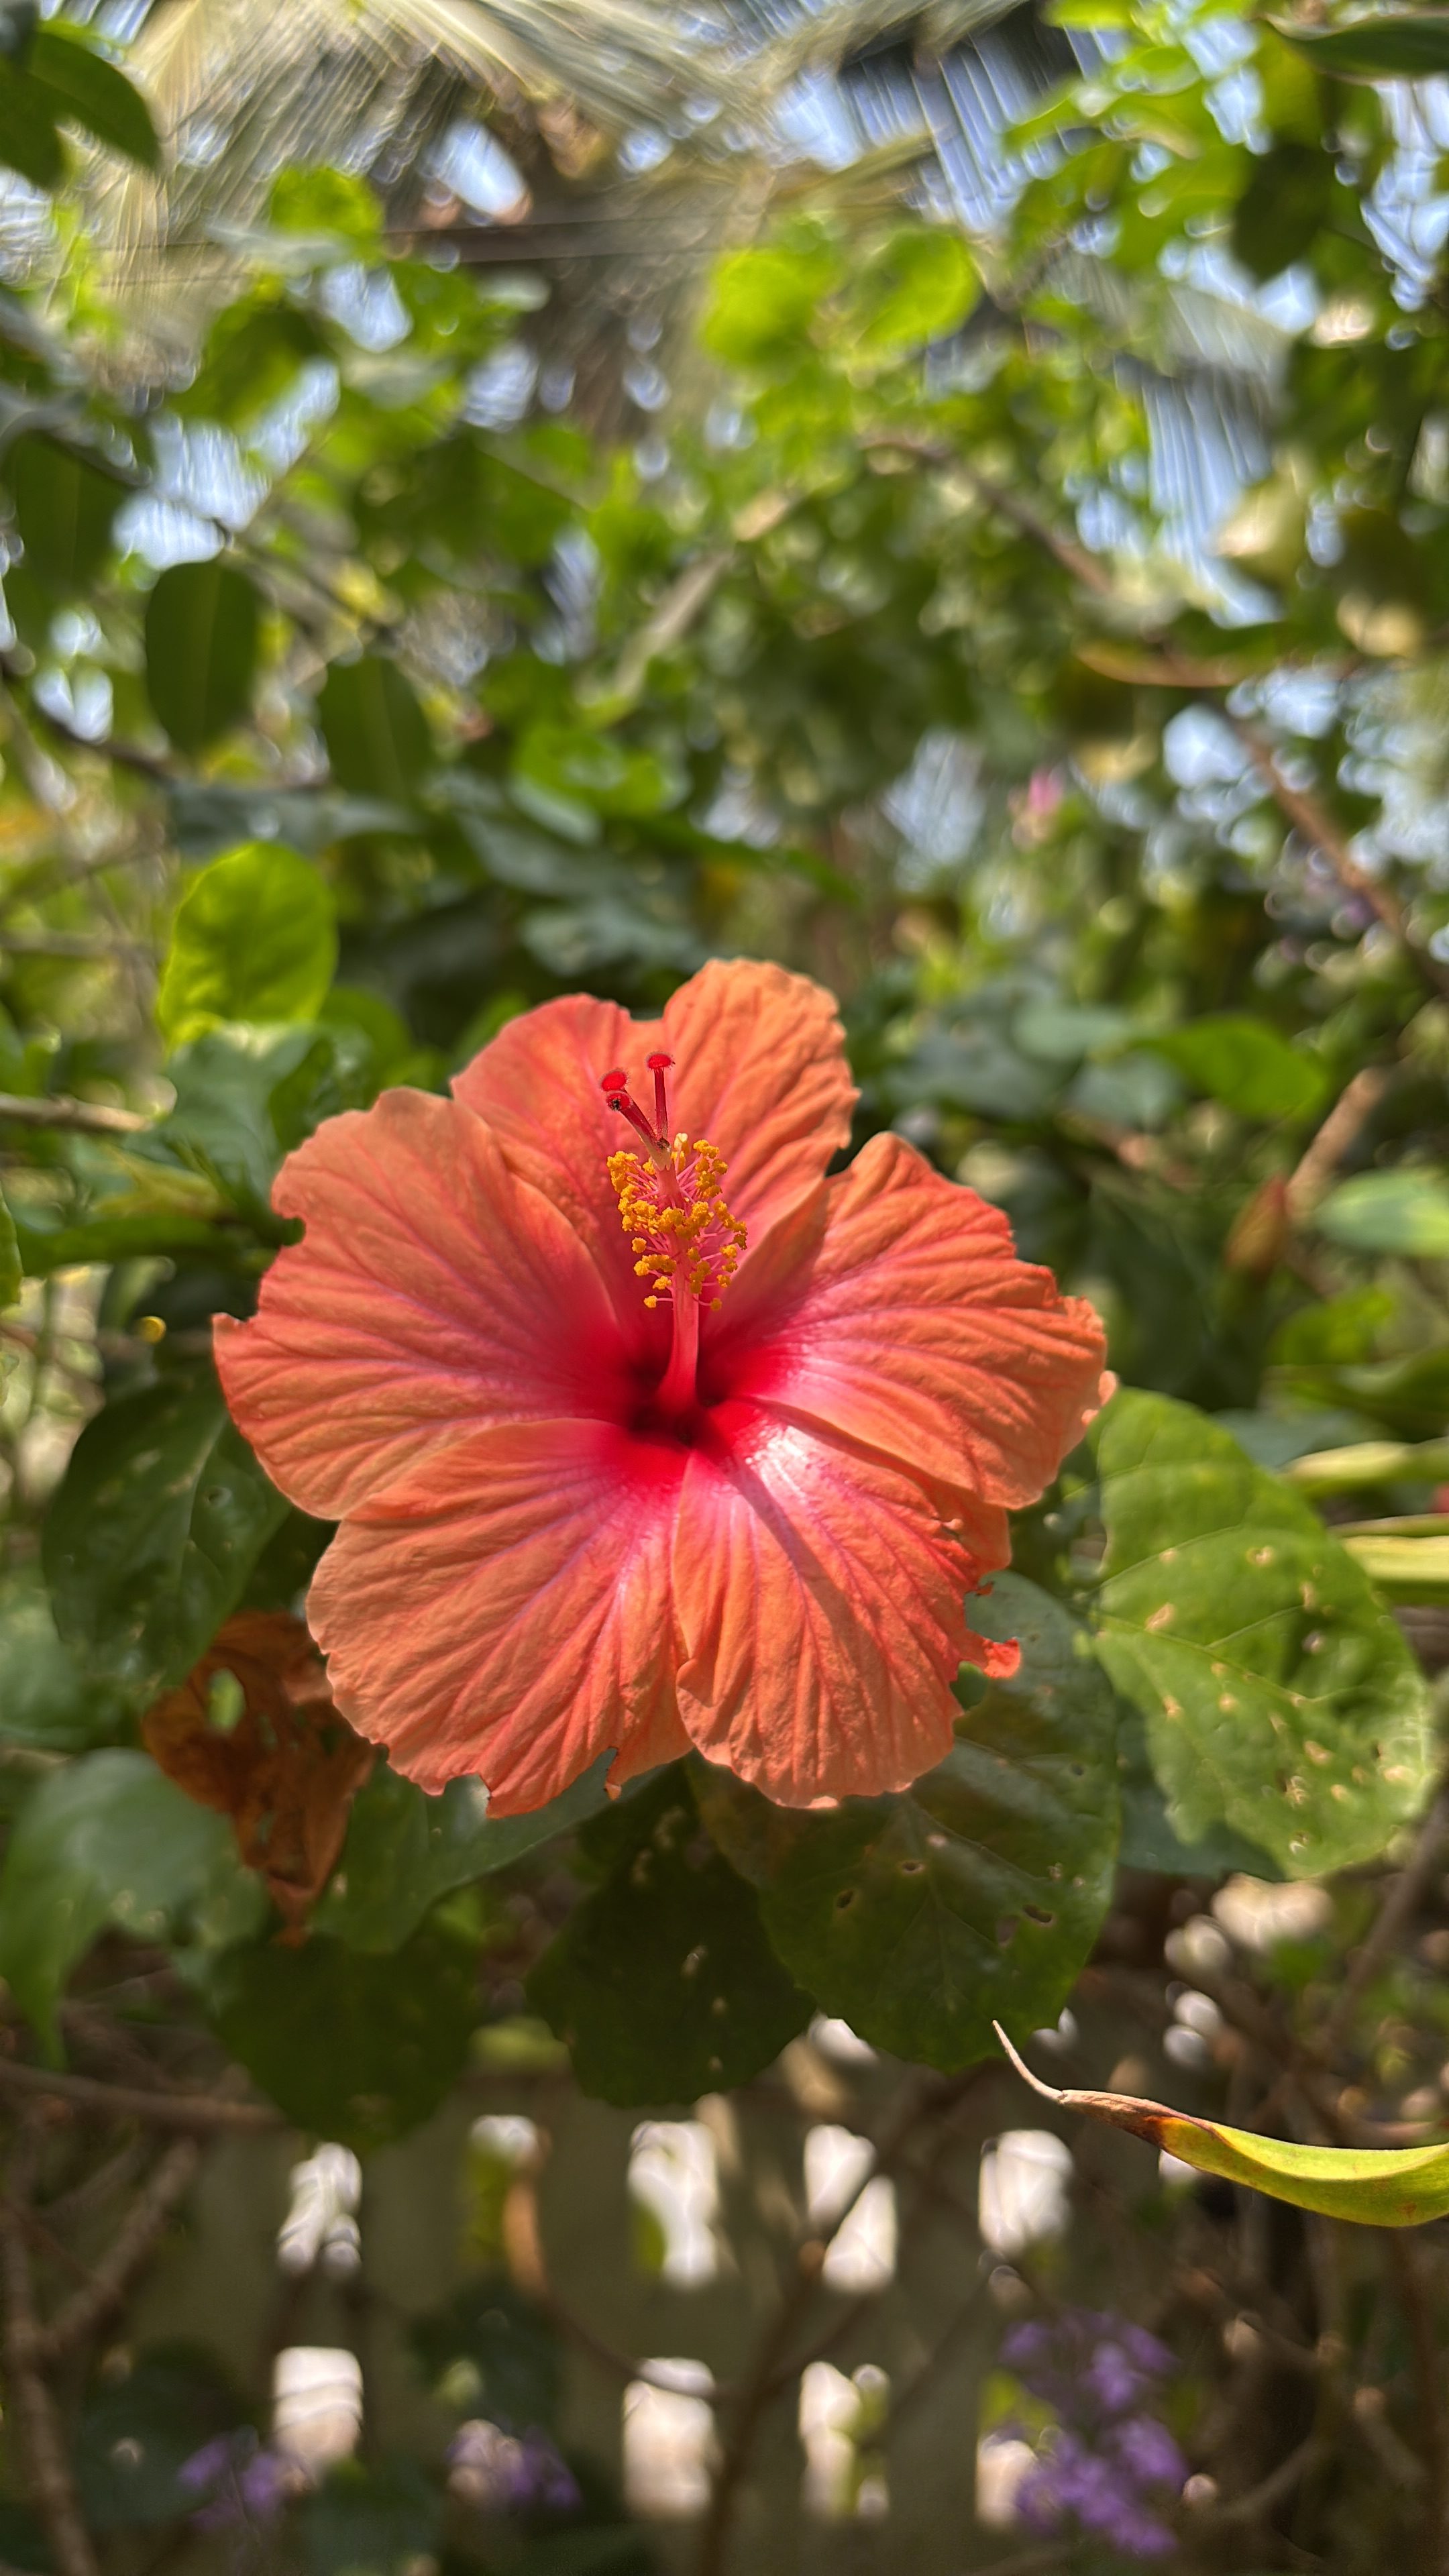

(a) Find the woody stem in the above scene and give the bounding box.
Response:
[657,1290,699,1413]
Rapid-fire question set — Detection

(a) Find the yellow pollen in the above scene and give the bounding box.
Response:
[608,1134,747,1314]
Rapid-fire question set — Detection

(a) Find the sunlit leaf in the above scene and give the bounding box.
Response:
[156,843,337,1045]
[1313,1169,1449,1258]
[998,2026,1449,2225]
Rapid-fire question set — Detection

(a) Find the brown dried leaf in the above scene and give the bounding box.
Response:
[143,1611,372,1935]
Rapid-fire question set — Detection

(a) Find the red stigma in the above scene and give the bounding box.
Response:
[647,1052,673,1134]
[600,1065,661,1149]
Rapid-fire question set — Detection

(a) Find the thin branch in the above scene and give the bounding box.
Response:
[1387,2232,1449,2574]
[1325,1772,1449,2053]
[0,2058,280,2132]
[1285,1065,1391,1221]
[1191,2428,1323,2529]
[0,1091,147,1136]
[1,672,173,784]
[0,932,149,960]
[36,2137,201,2364]
[0,2123,101,2576]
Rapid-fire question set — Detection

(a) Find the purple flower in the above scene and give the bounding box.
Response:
[998,2312,1185,2564]
[177,2430,292,2530]
[447,2419,580,2516]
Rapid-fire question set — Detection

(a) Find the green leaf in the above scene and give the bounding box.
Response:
[27,29,159,168]
[701,241,840,366]
[527,1770,810,2106]
[0,1750,264,2057]
[43,1361,290,1704]
[853,227,978,352]
[156,845,337,1046]
[202,1921,478,2151]
[411,2278,561,2430]
[316,1755,613,1952]
[1091,1391,1432,1877]
[0,1566,129,1752]
[1313,1169,1449,1258]
[727,1576,1118,2071]
[75,2347,246,2532]
[144,559,260,755]
[1116,1703,1282,1878]
[511,722,684,820]
[6,431,120,594]
[1269,11,1449,79]
[1000,2027,1449,2226]
[0,1176,17,1309]
[1144,1015,1328,1121]
[299,2461,441,2576]
[144,1022,341,1216]
[0,64,61,188]
[319,655,432,801]
[1230,140,1334,283]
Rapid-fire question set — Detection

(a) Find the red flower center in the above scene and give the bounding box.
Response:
[600,1052,747,1415]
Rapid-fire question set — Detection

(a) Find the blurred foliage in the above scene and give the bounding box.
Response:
[5,1,1449,2571]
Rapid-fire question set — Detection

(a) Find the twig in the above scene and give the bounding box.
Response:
[0,1089,146,1135]
[0,932,148,960]
[1387,2232,1449,2573]
[0,2058,280,2132]
[36,2137,201,2363]
[1286,1066,1391,1220]
[1325,1775,1449,2052]
[0,2122,101,2576]
[1190,2428,1324,2528]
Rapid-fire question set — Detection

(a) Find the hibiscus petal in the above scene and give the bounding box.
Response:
[307,1421,689,1811]
[719,1132,1110,1515]
[672,1413,979,1805]
[659,959,856,1242]
[451,962,856,1298]
[216,1089,629,1519]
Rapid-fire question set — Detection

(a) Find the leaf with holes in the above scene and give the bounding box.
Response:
[527,1768,810,2106]
[1091,1390,1432,1878]
[145,559,260,754]
[710,1575,1119,2072]
[44,1361,290,1705]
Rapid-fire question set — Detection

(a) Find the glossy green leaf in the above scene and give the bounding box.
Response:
[1116,1703,1281,1878]
[0,1566,129,1752]
[1000,2027,1449,2226]
[527,1769,810,2106]
[43,1362,290,1704]
[0,1750,265,2057]
[319,655,432,801]
[144,559,260,754]
[316,1754,613,1952]
[1144,1015,1327,1121]
[156,844,337,1046]
[7,431,120,594]
[1270,11,1449,79]
[1313,1169,1449,1258]
[27,29,159,167]
[723,1576,1119,2070]
[202,1921,478,2151]
[1091,1391,1432,1876]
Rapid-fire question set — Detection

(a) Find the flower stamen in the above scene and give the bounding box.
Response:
[602,1058,747,1407]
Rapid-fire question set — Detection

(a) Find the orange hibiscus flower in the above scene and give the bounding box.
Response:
[217,961,1108,1813]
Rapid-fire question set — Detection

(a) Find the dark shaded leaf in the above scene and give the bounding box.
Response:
[7,431,119,593]
[44,1361,290,1703]
[319,655,431,800]
[527,1770,810,2106]
[144,559,260,754]
[203,1920,478,2151]
[733,1576,1119,2070]
[28,29,158,168]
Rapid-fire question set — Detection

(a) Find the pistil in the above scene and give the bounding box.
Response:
[601,1055,746,1409]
